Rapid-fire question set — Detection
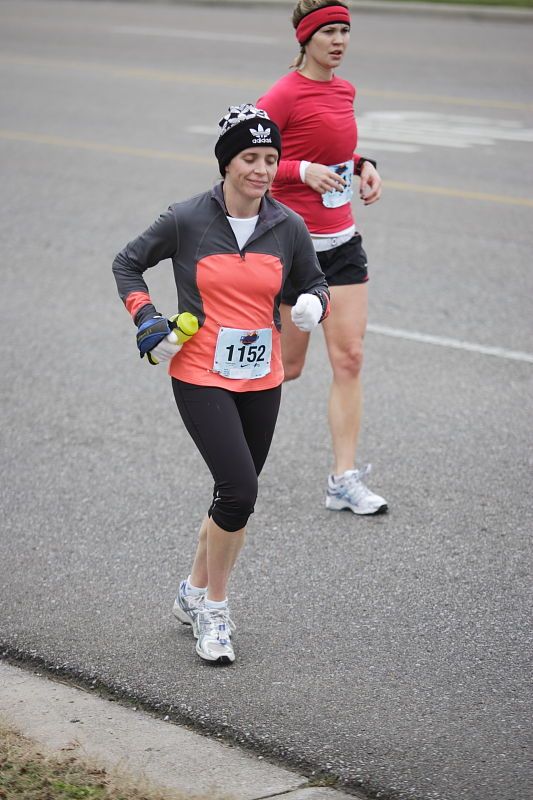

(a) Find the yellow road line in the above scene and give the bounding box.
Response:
[2,129,532,208]
[0,55,265,89]
[1,54,532,112]
[385,180,533,207]
[0,129,212,165]
[359,88,533,113]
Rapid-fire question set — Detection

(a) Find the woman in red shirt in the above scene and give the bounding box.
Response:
[258,0,388,516]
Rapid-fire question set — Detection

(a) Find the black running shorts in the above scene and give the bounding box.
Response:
[172,380,282,532]
[282,234,368,306]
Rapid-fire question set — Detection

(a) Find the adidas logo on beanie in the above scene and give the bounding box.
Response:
[215,103,282,176]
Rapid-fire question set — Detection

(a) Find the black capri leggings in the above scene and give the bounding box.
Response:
[172,380,282,532]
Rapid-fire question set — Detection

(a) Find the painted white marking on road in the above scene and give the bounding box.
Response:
[112,26,279,46]
[367,324,533,364]
[355,139,419,154]
[359,111,533,152]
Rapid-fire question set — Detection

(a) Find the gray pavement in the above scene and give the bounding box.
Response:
[0,661,354,799]
[171,0,533,24]
[1,2,532,800]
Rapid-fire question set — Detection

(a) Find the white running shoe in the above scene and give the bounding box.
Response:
[173,581,236,640]
[172,580,205,638]
[196,606,235,664]
[326,465,388,515]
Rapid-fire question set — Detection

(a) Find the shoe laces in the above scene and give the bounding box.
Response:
[199,607,232,642]
[180,584,205,611]
[343,464,373,499]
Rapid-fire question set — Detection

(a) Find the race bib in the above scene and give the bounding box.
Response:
[322,160,354,209]
[213,327,272,379]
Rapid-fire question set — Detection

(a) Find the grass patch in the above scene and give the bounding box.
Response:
[307,771,340,787]
[0,725,202,800]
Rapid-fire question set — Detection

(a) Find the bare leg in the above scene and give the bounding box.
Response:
[280,302,310,381]
[205,518,246,602]
[322,284,368,475]
[189,515,209,588]
[189,514,246,602]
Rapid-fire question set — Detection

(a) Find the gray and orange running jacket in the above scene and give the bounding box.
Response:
[112,181,330,392]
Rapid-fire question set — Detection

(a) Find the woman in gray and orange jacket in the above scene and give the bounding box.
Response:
[112,104,329,666]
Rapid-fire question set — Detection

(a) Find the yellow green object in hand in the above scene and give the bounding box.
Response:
[147,312,199,365]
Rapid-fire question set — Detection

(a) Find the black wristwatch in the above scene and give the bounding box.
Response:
[314,289,330,323]
[355,157,377,176]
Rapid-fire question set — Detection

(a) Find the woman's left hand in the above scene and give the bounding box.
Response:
[359,163,382,205]
[291,293,323,332]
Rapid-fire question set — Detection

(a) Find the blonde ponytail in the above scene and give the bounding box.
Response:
[290,46,306,70]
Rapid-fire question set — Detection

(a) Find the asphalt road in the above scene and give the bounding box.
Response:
[1,2,532,799]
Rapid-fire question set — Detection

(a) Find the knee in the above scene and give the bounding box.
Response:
[332,342,364,380]
[211,475,258,532]
[232,475,258,516]
[283,357,305,382]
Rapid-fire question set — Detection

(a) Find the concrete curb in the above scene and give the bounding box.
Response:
[148,0,533,24]
[0,661,357,800]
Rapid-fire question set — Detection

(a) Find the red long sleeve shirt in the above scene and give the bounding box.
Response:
[258,71,361,235]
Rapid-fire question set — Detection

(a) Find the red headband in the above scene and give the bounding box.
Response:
[295,5,351,45]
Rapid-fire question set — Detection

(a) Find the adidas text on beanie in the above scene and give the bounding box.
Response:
[215,104,282,176]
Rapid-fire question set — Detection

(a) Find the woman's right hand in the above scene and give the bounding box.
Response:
[303,163,346,195]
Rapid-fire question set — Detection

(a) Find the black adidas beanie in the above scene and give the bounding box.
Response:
[215,104,282,177]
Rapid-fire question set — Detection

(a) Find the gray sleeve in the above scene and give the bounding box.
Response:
[288,217,330,320]
[112,208,178,324]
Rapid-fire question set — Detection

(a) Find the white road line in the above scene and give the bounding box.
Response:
[356,139,419,154]
[359,111,533,150]
[367,324,533,364]
[112,26,279,46]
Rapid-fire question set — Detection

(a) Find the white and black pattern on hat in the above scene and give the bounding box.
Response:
[218,104,271,138]
[214,103,282,176]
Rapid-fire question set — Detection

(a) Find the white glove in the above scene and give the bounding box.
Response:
[291,293,322,332]
[149,331,183,364]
